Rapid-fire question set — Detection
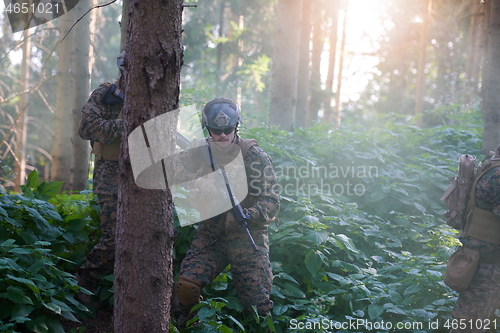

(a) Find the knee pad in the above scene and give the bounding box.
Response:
[175,276,202,306]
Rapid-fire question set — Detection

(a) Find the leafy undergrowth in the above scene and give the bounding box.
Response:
[1,116,486,332]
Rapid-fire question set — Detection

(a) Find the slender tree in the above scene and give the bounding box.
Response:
[114,0,183,331]
[70,1,92,191]
[481,0,500,153]
[414,0,431,123]
[322,0,340,124]
[295,0,312,128]
[51,13,74,189]
[269,0,303,130]
[332,2,347,127]
[307,0,325,125]
[13,27,31,192]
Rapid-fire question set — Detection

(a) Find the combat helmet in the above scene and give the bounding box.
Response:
[202,97,242,130]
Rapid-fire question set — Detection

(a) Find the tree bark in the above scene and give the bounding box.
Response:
[70,1,91,192]
[481,0,500,153]
[50,11,73,190]
[269,0,303,130]
[120,0,130,52]
[113,0,183,331]
[14,28,31,192]
[295,0,312,128]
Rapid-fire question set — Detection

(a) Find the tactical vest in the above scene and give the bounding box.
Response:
[462,157,500,244]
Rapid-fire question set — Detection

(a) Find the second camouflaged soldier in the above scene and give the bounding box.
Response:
[174,97,280,327]
[75,53,126,300]
[450,146,500,333]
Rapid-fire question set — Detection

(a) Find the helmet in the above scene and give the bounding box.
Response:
[202,97,242,129]
[117,51,126,71]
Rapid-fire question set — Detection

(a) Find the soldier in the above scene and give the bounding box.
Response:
[174,97,280,327]
[450,146,500,333]
[75,52,126,302]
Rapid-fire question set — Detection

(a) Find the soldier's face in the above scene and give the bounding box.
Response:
[209,127,236,148]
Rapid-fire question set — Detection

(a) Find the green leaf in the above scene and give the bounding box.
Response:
[304,229,329,246]
[26,170,40,189]
[228,315,245,332]
[333,234,359,253]
[404,283,423,295]
[37,181,64,200]
[1,286,33,304]
[45,317,66,333]
[368,304,384,319]
[305,251,322,275]
[281,282,306,298]
[7,274,40,294]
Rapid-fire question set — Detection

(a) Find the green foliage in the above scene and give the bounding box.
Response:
[1,120,484,332]
[0,171,100,332]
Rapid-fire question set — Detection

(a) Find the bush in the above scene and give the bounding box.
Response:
[0,171,100,332]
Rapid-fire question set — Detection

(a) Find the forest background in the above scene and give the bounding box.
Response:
[0,0,499,332]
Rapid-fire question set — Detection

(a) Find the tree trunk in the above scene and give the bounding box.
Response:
[414,0,430,124]
[113,0,183,331]
[307,0,324,125]
[295,0,312,128]
[332,3,347,127]
[14,28,31,192]
[465,1,484,102]
[481,0,500,153]
[322,0,340,124]
[269,0,303,130]
[51,13,73,189]
[70,1,91,192]
[120,0,130,52]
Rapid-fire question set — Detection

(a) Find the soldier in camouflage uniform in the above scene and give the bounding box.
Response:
[450,146,500,333]
[174,97,280,327]
[75,53,126,298]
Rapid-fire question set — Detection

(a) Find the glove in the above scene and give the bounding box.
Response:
[225,208,253,232]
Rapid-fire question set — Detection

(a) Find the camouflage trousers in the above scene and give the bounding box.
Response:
[451,261,500,333]
[78,195,117,284]
[180,236,273,315]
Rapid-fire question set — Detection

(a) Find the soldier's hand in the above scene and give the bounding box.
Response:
[225,212,240,232]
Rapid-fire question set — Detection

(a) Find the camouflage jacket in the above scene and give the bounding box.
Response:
[177,136,280,261]
[78,84,123,200]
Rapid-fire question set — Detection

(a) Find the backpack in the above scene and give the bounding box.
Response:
[440,154,476,230]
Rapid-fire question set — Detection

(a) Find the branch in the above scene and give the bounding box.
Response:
[60,0,118,43]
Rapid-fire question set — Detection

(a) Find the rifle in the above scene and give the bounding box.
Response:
[201,139,259,252]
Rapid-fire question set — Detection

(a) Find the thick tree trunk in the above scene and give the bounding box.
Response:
[51,12,73,190]
[295,0,312,128]
[481,0,500,153]
[113,0,183,331]
[70,1,91,192]
[269,0,303,130]
[14,28,31,192]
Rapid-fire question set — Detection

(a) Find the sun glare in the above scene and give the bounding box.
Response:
[321,0,387,107]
